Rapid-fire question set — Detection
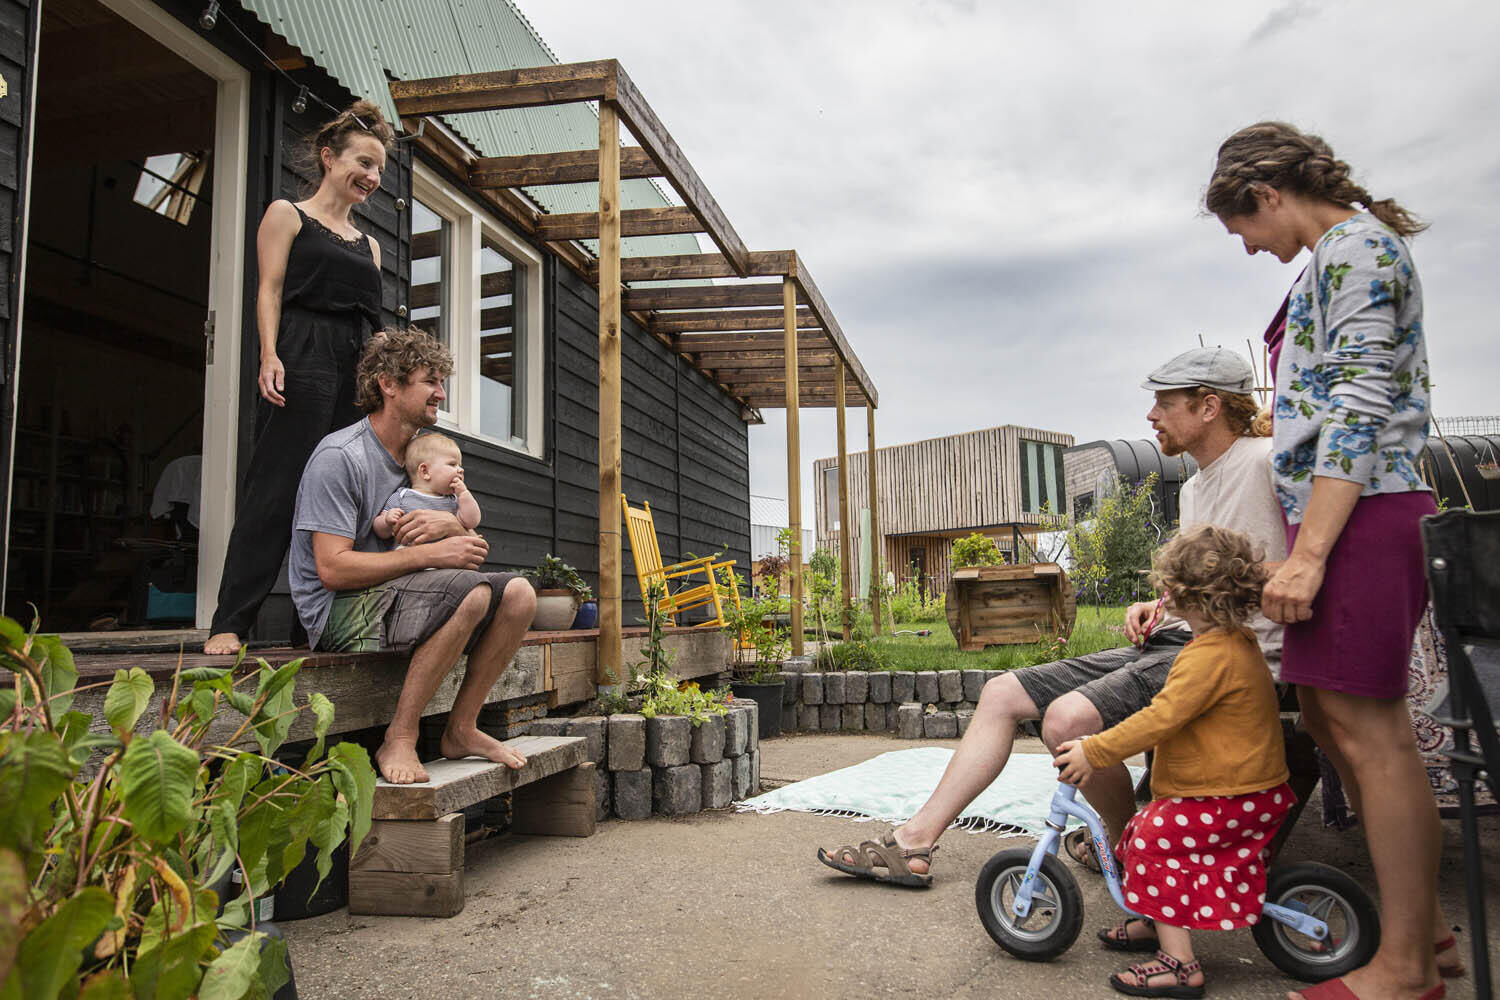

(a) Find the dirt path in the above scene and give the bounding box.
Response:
[282,732,1499,999]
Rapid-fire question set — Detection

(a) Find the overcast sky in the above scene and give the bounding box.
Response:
[522,0,1500,541]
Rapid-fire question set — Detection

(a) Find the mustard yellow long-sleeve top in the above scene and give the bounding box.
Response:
[1083,627,1289,799]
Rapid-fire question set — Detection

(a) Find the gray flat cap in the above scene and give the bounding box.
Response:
[1141,347,1255,394]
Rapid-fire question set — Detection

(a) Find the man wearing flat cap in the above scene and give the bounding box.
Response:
[818,348,1288,894]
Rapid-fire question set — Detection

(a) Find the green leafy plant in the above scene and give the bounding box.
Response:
[0,616,376,998]
[633,583,729,724]
[719,567,789,683]
[887,570,945,624]
[1068,474,1164,606]
[523,554,590,596]
[951,531,1004,568]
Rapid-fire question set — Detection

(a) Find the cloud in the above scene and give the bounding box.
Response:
[520,0,1500,523]
[1246,1,1317,45]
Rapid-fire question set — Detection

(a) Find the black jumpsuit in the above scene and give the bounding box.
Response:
[209,205,381,639]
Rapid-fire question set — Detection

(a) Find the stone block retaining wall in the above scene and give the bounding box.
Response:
[529,700,761,820]
[778,660,1005,740]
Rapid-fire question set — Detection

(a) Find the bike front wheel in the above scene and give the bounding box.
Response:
[975,847,1083,962]
[1253,862,1380,982]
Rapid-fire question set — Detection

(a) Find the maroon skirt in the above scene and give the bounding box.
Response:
[1282,491,1436,700]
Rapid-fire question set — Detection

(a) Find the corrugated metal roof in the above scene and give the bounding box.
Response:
[237,0,698,255]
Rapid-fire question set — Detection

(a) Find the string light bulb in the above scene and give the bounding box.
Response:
[198,1,220,30]
[291,86,309,115]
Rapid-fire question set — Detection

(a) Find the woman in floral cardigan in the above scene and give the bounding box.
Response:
[1204,123,1456,1000]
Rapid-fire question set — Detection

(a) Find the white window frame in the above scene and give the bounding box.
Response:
[412,163,545,459]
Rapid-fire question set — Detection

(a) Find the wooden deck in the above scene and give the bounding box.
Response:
[9,626,731,749]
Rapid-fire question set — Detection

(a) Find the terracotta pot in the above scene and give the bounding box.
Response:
[533,589,580,630]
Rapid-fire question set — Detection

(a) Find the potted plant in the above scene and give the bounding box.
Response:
[524,554,589,630]
[572,584,598,629]
[723,570,787,738]
[0,616,377,997]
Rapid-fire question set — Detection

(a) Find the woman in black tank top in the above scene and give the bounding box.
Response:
[205,101,394,655]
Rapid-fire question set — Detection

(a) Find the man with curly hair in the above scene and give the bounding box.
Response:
[819,348,1288,900]
[289,326,536,784]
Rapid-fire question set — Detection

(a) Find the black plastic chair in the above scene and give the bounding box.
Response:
[1421,508,1500,1000]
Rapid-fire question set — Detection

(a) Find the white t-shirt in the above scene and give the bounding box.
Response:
[1175,435,1288,678]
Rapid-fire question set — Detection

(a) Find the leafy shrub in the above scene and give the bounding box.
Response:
[0,617,376,998]
[951,532,1004,568]
[639,673,730,726]
[887,572,945,624]
[523,553,590,597]
[1068,474,1165,605]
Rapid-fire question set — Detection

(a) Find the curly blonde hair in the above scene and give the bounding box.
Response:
[1151,524,1268,631]
[355,326,454,413]
[404,432,460,479]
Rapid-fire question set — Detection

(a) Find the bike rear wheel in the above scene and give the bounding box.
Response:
[1253,862,1380,982]
[975,847,1083,962]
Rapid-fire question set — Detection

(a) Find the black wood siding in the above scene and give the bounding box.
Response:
[0,0,36,590]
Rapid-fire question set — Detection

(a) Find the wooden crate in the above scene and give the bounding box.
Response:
[944,563,1076,651]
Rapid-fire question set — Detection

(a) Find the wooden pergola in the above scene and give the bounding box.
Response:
[389,60,881,687]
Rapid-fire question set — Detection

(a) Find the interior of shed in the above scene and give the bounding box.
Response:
[5,0,215,630]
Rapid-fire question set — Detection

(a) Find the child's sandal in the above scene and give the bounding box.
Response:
[1109,949,1205,999]
[1098,917,1158,952]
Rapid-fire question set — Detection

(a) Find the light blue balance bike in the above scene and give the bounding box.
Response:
[974,783,1380,983]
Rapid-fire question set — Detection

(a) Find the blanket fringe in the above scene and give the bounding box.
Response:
[733,801,1031,837]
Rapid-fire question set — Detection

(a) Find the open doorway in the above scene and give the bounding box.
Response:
[3,0,238,633]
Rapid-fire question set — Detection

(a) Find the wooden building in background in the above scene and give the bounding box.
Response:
[815,424,1073,599]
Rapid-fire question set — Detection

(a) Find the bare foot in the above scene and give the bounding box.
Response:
[375,738,429,784]
[204,632,242,655]
[440,725,526,769]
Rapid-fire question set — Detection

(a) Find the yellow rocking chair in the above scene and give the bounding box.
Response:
[621,493,742,628]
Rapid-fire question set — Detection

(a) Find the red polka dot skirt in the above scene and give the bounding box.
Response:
[1116,783,1294,930]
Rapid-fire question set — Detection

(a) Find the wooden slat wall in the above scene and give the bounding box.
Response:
[0,0,35,594]
[813,424,1074,543]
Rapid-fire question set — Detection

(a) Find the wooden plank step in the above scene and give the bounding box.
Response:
[372,736,587,820]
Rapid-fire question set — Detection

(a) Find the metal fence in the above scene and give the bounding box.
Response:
[1436,416,1500,437]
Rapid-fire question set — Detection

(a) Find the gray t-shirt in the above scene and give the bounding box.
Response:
[290,418,406,649]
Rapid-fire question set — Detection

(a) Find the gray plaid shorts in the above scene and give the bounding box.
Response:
[1012,628,1192,729]
[318,569,525,654]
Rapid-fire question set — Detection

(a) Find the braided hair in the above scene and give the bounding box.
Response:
[1204,121,1426,237]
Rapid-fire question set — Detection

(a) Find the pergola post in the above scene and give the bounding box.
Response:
[783,277,804,657]
[835,361,852,641]
[867,405,881,636]
[596,102,623,690]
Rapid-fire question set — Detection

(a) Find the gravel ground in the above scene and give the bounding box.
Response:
[281,732,1500,1000]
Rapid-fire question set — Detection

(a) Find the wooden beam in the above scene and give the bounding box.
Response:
[868,406,882,636]
[674,332,825,353]
[653,308,817,334]
[794,261,877,407]
[470,147,660,188]
[697,351,836,370]
[534,206,702,242]
[836,362,853,641]
[591,250,796,283]
[611,64,750,275]
[623,284,801,312]
[721,371,840,388]
[411,270,513,310]
[784,277,804,657]
[390,60,617,116]
[597,103,624,691]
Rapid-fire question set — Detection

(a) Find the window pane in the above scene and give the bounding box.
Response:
[478,237,522,442]
[410,199,450,386]
[824,466,840,531]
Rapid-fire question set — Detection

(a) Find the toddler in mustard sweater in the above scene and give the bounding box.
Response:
[1054,524,1291,998]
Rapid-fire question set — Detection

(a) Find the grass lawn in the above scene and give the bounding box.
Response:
[873,604,1129,671]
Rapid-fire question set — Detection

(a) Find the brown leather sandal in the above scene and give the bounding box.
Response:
[1109,950,1205,999]
[817,832,937,887]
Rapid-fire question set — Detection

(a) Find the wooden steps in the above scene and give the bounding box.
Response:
[350,736,595,918]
